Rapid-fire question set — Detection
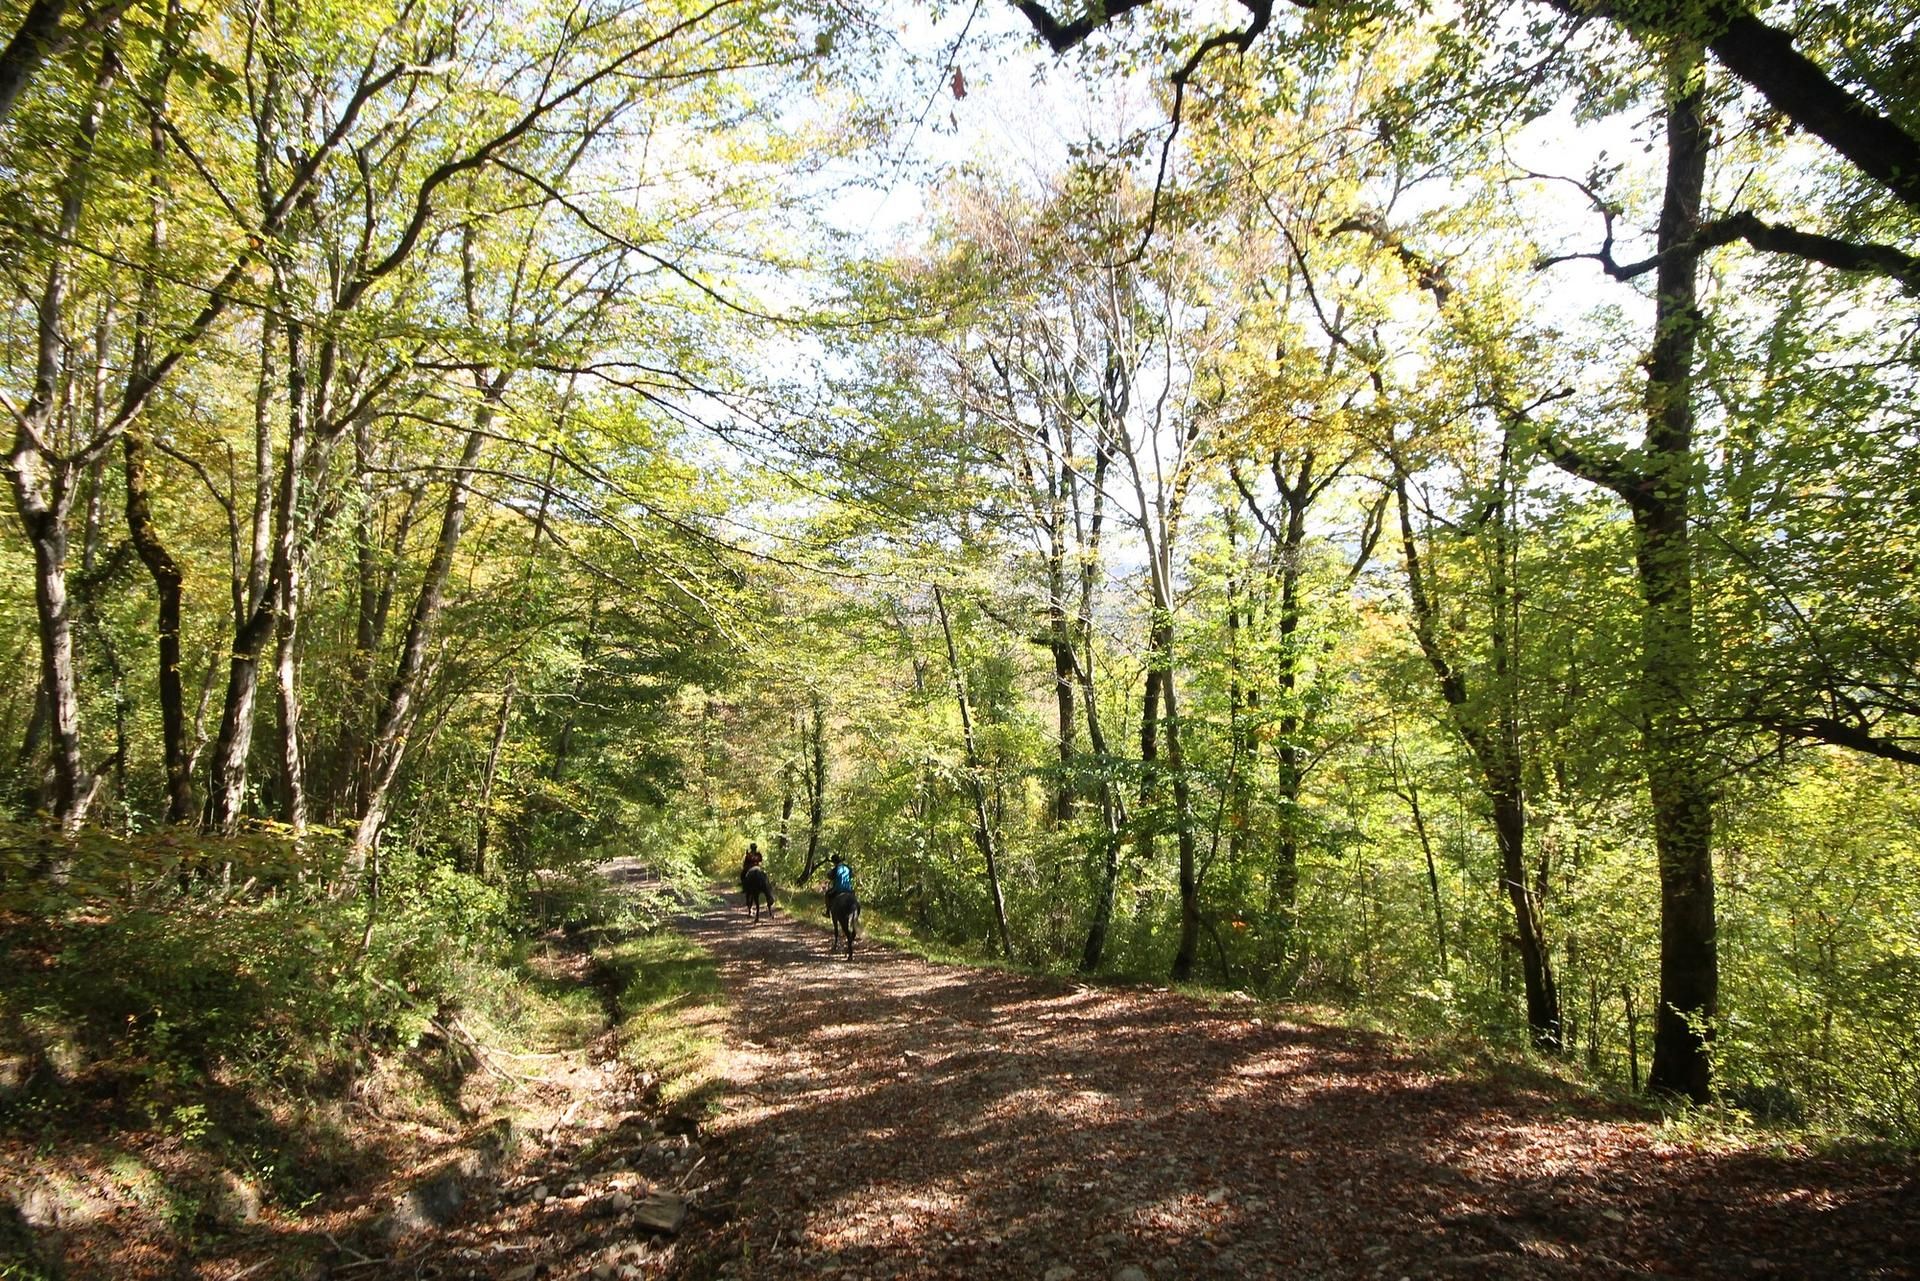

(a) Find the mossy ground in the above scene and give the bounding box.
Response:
[595,930,728,1114]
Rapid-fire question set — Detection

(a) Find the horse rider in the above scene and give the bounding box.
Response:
[824,851,853,911]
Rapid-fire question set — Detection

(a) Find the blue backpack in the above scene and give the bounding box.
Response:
[828,862,853,896]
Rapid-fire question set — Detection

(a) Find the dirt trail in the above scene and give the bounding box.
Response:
[669,893,1919,1280]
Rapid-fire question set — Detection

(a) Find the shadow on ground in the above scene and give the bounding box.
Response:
[669,893,1920,1281]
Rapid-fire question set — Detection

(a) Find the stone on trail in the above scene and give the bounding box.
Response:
[382,1164,465,1237]
[205,1169,263,1227]
[375,1116,522,1240]
[631,1191,688,1235]
[0,1200,62,1280]
[1113,1267,1150,1281]
[1043,1267,1077,1281]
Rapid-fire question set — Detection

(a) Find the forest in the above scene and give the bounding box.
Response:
[2,0,1919,1269]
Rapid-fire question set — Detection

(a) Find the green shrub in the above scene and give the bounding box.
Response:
[0,826,523,1127]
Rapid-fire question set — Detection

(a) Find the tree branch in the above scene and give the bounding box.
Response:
[1330,212,1454,304]
[1536,208,1920,293]
[1015,0,1920,215]
[1762,715,1920,768]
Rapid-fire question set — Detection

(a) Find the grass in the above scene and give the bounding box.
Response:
[593,930,727,1113]
[467,938,608,1055]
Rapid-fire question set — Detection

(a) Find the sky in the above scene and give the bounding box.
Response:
[696,0,1738,582]
[814,1,1661,326]
[816,0,1156,246]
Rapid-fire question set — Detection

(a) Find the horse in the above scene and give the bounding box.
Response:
[742,864,774,922]
[827,889,860,959]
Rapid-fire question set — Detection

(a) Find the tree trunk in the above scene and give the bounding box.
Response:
[330,460,421,820]
[272,321,310,839]
[327,427,382,821]
[776,747,795,862]
[1224,512,1249,870]
[1077,674,1125,973]
[935,586,1014,960]
[473,677,514,879]
[1489,428,1561,1050]
[1396,474,1562,1048]
[1492,784,1560,1047]
[205,602,273,832]
[1138,460,1195,980]
[114,4,192,825]
[802,695,826,881]
[79,454,104,576]
[3,49,111,830]
[348,411,494,878]
[1404,775,1448,973]
[1269,455,1315,949]
[1046,449,1076,824]
[1164,653,1201,981]
[206,378,304,832]
[15,505,86,825]
[1077,440,1123,973]
[1638,54,1717,1102]
[123,432,193,822]
[1236,453,1316,954]
[1049,625,1076,825]
[1546,51,1717,1097]
[1137,663,1161,862]
[0,0,70,129]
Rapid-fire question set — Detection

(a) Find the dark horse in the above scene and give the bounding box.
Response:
[742,865,774,922]
[827,889,860,959]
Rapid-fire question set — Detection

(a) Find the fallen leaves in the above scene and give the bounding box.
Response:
[652,901,1920,1280]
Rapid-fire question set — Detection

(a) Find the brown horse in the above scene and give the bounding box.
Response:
[827,889,859,959]
[742,865,774,922]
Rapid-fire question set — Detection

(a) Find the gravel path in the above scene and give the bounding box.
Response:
[668,891,1920,1281]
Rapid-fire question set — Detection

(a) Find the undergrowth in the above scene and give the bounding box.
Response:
[0,822,691,1277]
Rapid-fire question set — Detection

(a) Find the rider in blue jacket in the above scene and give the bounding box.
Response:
[824,852,853,905]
